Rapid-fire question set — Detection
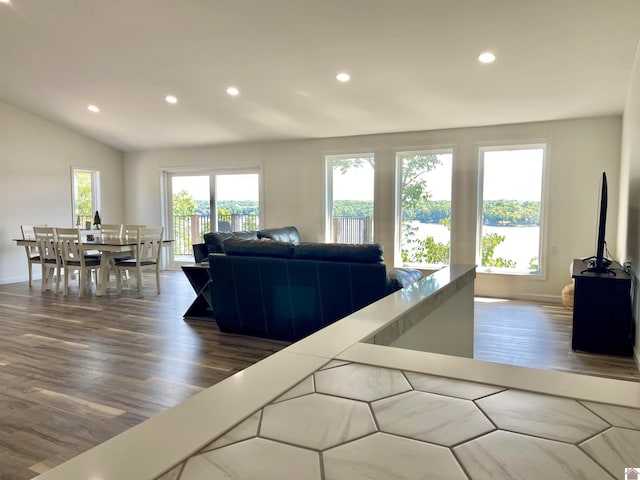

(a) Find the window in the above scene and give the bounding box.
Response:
[167,170,260,264]
[325,153,375,244]
[396,149,453,268]
[477,145,545,274]
[71,168,100,228]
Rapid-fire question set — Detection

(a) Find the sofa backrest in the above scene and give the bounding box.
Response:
[222,238,384,264]
[258,226,300,244]
[209,247,388,341]
[203,226,300,254]
[204,230,258,254]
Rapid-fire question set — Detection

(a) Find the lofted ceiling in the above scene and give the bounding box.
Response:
[1,0,639,152]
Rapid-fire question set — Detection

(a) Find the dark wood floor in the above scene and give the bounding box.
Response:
[0,272,638,479]
[0,272,288,480]
[474,297,640,381]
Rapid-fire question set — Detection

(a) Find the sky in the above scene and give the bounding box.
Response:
[171,148,543,205]
[172,174,259,201]
[482,149,544,201]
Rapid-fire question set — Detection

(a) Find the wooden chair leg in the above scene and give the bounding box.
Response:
[136,268,144,296]
[155,266,160,294]
[28,262,33,287]
[78,269,84,297]
[41,266,47,292]
[63,268,69,296]
[55,267,61,294]
[116,267,122,293]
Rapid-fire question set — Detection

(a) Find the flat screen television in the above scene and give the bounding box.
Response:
[586,171,611,273]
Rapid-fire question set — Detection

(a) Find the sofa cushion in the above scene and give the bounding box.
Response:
[292,242,384,264]
[223,237,294,258]
[234,230,259,240]
[204,230,258,254]
[204,232,234,254]
[258,226,301,244]
[387,268,423,292]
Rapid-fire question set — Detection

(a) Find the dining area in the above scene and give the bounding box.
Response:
[16,224,166,297]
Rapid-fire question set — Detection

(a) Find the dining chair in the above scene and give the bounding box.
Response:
[98,224,126,282]
[33,226,62,293]
[20,224,43,287]
[124,224,146,240]
[100,223,123,239]
[56,227,101,296]
[114,227,164,296]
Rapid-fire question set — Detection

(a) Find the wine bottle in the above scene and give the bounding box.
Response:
[93,211,102,229]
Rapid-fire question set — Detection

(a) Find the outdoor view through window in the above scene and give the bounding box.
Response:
[171,173,259,262]
[478,146,544,274]
[327,154,375,244]
[397,150,453,267]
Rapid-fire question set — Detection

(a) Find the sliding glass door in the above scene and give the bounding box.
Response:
[165,170,261,266]
[170,175,211,263]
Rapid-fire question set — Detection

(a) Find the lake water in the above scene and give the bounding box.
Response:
[406,222,540,269]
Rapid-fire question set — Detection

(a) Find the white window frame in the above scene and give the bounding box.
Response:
[70,167,101,227]
[476,143,547,276]
[160,166,263,268]
[324,152,375,244]
[394,147,454,269]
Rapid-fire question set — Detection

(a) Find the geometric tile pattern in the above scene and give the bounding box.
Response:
[404,371,505,399]
[476,389,609,442]
[261,393,376,450]
[323,432,467,480]
[454,431,612,479]
[181,438,321,480]
[580,427,640,478]
[154,363,640,480]
[372,390,495,446]
[315,363,411,401]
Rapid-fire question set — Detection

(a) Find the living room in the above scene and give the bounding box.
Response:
[2,1,640,479]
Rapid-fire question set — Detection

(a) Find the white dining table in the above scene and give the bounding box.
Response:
[15,237,172,296]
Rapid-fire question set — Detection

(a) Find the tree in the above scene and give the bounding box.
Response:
[481,233,516,268]
[397,154,447,263]
[173,190,196,216]
[74,171,93,221]
[334,154,446,264]
[172,190,196,254]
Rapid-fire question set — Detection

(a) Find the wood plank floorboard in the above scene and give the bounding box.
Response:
[0,272,288,480]
[474,297,640,381]
[0,272,638,479]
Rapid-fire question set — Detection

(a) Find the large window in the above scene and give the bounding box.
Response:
[71,168,100,227]
[396,149,453,268]
[477,145,545,274]
[325,153,375,244]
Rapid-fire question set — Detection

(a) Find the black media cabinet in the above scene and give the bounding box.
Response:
[571,258,634,356]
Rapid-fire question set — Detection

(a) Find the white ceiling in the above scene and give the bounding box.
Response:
[1,0,639,152]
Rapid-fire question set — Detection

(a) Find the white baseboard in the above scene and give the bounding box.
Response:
[474,291,563,304]
[0,274,36,285]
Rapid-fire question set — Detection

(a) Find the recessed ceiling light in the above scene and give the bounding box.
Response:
[87,105,100,113]
[336,72,351,82]
[226,86,239,96]
[478,52,496,64]
[0,0,11,5]
[165,95,178,104]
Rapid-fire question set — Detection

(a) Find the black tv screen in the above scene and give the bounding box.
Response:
[588,171,610,273]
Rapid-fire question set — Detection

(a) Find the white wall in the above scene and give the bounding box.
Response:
[0,101,124,284]
[124,116,622,302]
[617,37,640,360]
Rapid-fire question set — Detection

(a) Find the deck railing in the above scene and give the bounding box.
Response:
[173,214,372,256]
[332,216,373,244]
[172,214,259,256]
